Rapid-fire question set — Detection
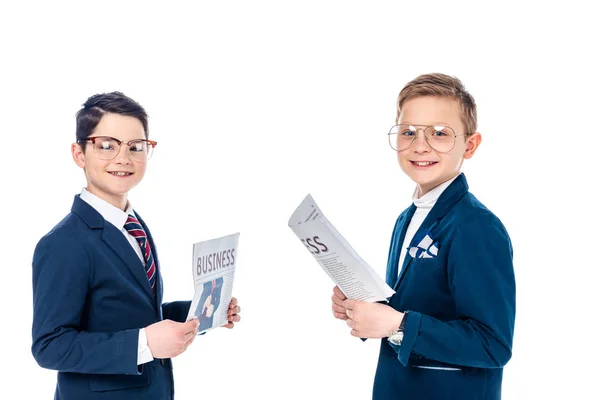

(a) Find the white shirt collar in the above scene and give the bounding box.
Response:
[412,174,460,210]
[79,188,135,230]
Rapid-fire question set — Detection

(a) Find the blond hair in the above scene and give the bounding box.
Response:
[396,73,477,135]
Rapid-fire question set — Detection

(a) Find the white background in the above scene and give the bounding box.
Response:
[1,1,598,398]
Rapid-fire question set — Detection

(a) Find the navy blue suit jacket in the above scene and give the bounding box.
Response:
[373,174,516,400]
[31,195,190,400]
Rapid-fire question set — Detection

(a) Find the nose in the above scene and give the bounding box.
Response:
[412,129,431,153]
[113,143,131,163]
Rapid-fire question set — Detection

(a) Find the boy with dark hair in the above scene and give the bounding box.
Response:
[32,91,241,399]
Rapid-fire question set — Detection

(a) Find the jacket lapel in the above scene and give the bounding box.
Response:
[135,212,163,310]
[393,238,415,290]
[101,225,156,301]
[71,195,156,303]
[393,173,470,290]
[386,204,416,287]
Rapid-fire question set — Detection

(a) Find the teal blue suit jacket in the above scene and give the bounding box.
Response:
[31,195,190,399]
[373,174,516,400]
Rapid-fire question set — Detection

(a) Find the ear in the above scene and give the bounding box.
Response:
[463,132,482,160]
[71,142,86,168]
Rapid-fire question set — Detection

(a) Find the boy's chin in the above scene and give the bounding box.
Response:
[108,181,139,194]
[410,174,446,192]
[408,171,440,184]
[413,171,460,190]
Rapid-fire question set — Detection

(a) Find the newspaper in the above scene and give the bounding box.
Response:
[186,232,239,334]
[288,194,394,302]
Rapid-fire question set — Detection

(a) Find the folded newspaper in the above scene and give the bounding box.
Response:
[288,194,394,302]
[186,232,239,334]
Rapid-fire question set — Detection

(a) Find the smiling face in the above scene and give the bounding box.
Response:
[396,96,481,197]
[72,113,148,210]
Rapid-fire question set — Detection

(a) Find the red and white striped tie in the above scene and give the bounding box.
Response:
[124,215,157,295]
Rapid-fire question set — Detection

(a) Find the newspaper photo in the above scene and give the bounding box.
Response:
[186,232,240,334]
[288,194,395,303]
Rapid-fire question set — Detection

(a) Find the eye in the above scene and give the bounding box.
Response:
[98,141,114,150]
[431,126,451,137]
[130,141,145,152]
[400,129,416,137]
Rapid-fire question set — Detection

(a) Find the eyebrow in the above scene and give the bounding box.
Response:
[92,135,147,142]
[398,121,453,126]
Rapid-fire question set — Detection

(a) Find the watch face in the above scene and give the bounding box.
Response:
[389,331,404,345]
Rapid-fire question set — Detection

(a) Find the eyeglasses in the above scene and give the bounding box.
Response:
[77,136,157,162]
[387,124,467,153]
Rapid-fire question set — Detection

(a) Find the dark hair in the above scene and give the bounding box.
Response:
[75,91,149,149]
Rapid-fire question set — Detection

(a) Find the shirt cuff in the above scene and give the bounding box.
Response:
[137,328,154,365]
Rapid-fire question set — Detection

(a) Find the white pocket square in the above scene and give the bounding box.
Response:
[408,234,439,259]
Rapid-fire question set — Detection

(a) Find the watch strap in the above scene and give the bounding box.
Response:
[399,311,408,332]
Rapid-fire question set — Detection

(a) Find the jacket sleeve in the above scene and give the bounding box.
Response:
[31,233,140,375]
[162,301,192,323]
[394,213,516,368]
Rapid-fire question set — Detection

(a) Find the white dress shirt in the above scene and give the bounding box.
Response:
[80,189,154,365]
[397,175,459,275]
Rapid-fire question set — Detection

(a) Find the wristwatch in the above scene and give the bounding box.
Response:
[387,312,408,346]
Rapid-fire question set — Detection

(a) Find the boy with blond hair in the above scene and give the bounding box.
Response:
[331,73,516,399]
